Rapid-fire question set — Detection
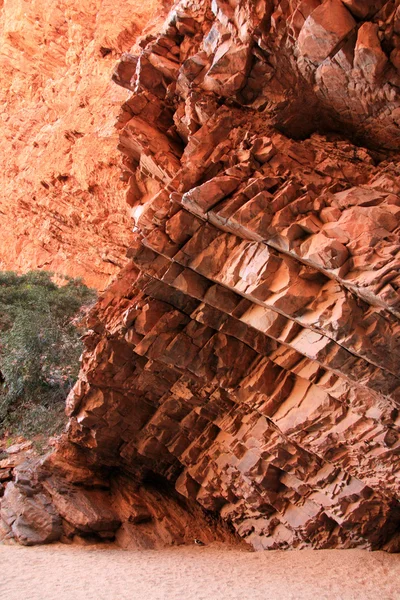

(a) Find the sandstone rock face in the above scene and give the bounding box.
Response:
[2,0,400,551]
[0,0,170,288]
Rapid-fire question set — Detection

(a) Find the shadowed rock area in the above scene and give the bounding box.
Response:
[2,0,400,551]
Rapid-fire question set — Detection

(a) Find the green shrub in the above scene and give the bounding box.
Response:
[0,270,96,436]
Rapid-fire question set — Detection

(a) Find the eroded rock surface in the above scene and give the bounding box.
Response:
[2,0,400,550]
[0,0,170,288]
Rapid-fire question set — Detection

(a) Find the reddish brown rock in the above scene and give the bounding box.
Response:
[297,0,356,64]
[1,483,62,546]
[1,0,400,551]
[354,22,388,83]
[341,0,387,19]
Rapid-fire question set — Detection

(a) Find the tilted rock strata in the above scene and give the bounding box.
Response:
[2,0,400,550]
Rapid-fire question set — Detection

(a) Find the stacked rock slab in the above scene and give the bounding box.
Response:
[2,0,400,550]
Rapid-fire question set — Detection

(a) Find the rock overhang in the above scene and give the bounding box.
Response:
[1,0,400,551]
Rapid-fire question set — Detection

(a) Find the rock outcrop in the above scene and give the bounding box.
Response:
[2,0,400,550]
[0,0,170,288]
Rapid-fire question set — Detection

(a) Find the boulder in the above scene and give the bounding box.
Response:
[298,0,356,64]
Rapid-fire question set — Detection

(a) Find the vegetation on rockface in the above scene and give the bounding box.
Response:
[0,270,96,437]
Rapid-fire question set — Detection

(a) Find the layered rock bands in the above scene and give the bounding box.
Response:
[2,0,400,551]
[0,0,170,288]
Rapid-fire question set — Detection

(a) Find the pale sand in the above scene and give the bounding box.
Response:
[1,543,399,600]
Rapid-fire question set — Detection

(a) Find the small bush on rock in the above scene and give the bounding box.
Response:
[0,270,96,436]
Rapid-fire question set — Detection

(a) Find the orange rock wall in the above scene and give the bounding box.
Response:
[0,0,169,288]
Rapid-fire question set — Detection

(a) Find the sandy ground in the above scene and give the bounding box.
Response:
[1,543,399,600]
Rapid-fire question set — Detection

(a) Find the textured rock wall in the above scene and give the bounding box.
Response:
[0,0,170,288]
[2,0,400,550]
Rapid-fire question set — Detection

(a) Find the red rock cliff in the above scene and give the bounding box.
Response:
[1,0,400,551]
[0,0,170,288]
